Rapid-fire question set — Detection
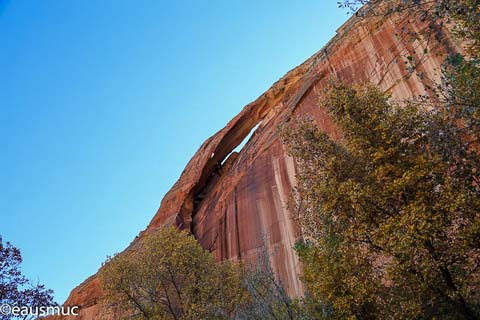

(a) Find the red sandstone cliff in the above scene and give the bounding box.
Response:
[57,9,460,319]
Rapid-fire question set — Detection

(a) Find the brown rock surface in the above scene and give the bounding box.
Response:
[56,10,460,319]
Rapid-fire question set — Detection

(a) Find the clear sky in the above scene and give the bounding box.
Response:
[0,0,349,303]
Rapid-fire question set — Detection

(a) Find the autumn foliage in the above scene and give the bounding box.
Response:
[282,81,480,319]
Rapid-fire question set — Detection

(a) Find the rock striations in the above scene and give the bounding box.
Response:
[55,9,460,319]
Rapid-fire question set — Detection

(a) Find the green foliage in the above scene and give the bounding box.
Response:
[441,54,480,140]
[440,0,480,55]
[100,227,246,320]
[282,82,480,319]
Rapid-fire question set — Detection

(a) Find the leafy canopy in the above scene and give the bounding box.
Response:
[282,81,480,319]
[100,227,246,320]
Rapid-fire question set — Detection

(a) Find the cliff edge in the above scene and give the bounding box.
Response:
[57,9,459,319]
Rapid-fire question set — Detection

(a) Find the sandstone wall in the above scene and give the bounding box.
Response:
[57,9,458,319]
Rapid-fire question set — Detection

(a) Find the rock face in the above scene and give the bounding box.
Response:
[57,9,459,319]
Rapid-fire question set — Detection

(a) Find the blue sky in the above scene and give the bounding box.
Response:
[0,0,349,303]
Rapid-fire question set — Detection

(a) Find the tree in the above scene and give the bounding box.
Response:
[99,227,247,320]
[282,82,480,319]
[441,53,480,141]
[0,236,55,320]
[236,239,307,320]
